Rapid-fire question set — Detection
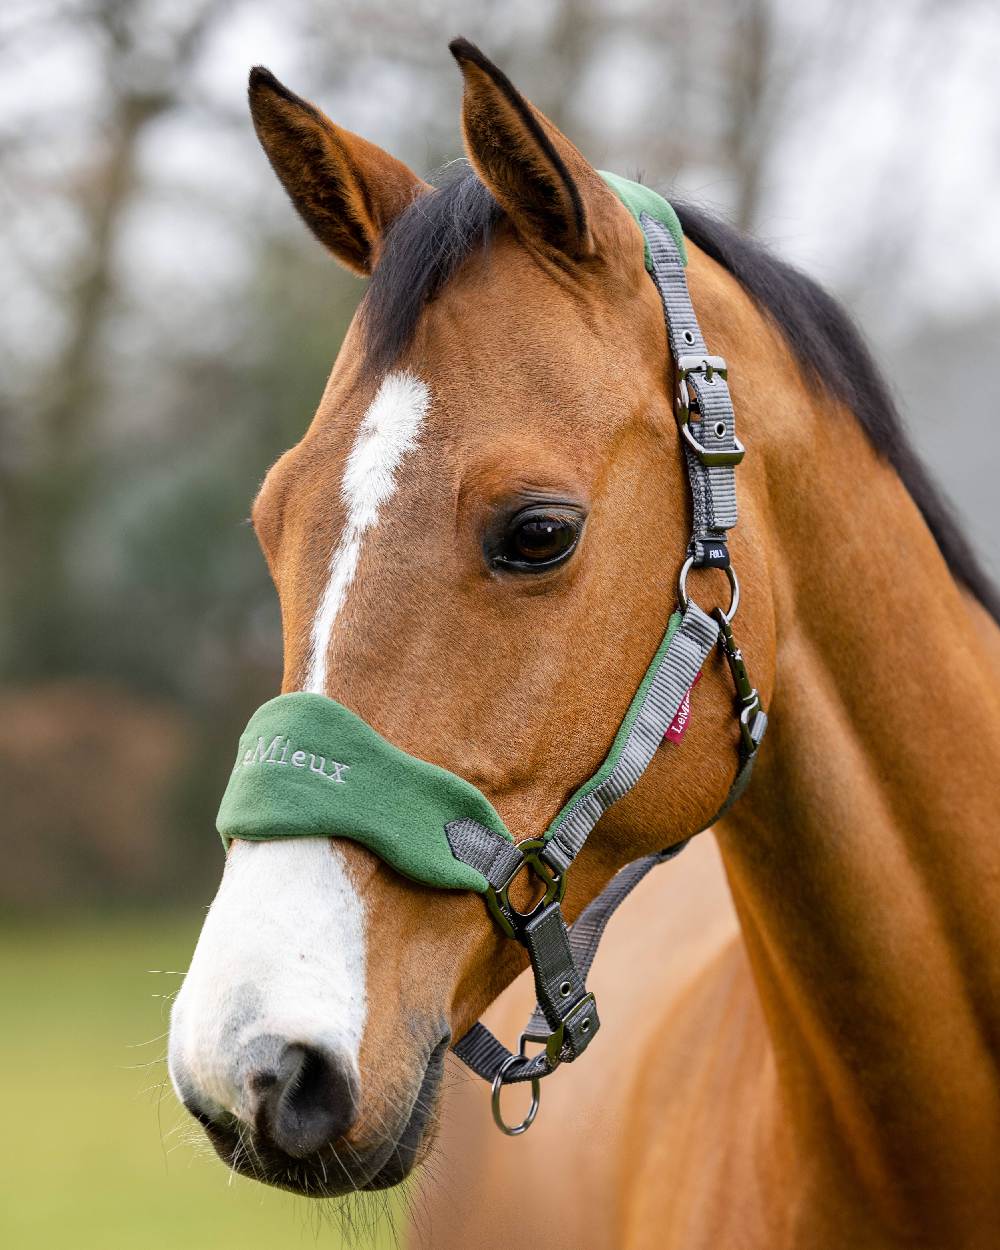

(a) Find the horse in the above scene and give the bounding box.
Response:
[167,38,1000,1249]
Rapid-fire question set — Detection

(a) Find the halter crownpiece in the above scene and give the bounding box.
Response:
[216,176,767,1136]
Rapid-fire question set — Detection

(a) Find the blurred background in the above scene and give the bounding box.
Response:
[1,0,998,1245]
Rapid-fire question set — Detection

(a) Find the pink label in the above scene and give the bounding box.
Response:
[665,673,700,743]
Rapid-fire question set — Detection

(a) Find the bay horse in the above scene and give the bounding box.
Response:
[167,38,1000,1249]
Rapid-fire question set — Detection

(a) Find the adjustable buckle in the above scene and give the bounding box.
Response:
[485,838,567,941]
[543,992,598,1068]
[677,353,728,386]
[675,354,746,467]
[518,990,599,1072]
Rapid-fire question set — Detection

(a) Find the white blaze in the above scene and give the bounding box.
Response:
[305,369,430,694]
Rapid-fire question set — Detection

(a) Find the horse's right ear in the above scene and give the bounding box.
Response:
[449,38,623,263]
[248,67,428,276]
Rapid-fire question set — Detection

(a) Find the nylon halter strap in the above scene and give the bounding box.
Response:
[447,215,768,1134]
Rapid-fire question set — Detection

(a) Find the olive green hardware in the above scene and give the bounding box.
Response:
[543,992,598,1068]
[676,354,747,467]
[518,988,600,1070]
[485,837,567,940]
[713,607,768,759]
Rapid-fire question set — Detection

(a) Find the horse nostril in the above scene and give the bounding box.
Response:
[252,1042,359,1159]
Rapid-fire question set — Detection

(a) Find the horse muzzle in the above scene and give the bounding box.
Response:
[171,1027,449,1196]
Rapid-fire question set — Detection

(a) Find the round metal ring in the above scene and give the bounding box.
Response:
[491,1056,541,1137]
[677,556,740,623]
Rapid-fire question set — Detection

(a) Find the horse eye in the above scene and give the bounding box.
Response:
[492,509,582,572]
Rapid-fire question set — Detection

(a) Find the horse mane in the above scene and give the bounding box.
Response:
[361,172,999,621]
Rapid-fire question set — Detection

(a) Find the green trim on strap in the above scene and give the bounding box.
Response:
[598,171,687,270]
[544,610,683,841]
[216,693,512,893]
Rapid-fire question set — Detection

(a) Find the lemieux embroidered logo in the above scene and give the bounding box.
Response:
[235,735,350,784]
[664,672,701,744]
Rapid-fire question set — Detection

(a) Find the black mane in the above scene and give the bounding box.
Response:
[362,175,501,377]
[361,172,998,620]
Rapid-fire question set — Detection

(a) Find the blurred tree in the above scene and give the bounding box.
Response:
[0,0,996,906]
[2,0,226,676]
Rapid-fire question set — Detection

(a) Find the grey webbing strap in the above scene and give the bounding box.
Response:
[443,818,523,886]
[523,840,689,1039]
[453,842,688,1084]
[541,600,719,875]
[454,1020,550,1084]
[642,213,740,565]
[446,600,718,884]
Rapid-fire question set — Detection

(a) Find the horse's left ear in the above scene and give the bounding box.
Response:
[449,38,621,262]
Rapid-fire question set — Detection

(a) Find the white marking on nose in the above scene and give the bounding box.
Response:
[305,370,430,694]
[168,838,366,1121]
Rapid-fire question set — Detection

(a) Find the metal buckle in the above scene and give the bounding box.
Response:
[680,422,746,468]
[543,993,598,1068]
[738,697,767,758]
[485,838,567,940]
[678,556,740,623]
[675,354,746,467]
[491,1054,541,1136]
[677,353,728,383]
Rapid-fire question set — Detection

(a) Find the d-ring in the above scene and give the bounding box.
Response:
[677,556,740,623]
[491,1055,541,1136]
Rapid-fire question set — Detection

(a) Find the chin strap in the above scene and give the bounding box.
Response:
[447,217,768,1134]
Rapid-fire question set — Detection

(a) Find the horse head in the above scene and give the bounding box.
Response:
[168,39,773,1196]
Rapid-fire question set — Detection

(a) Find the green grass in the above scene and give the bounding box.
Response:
[0,913,401,1250]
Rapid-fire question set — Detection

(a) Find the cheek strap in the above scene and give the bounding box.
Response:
[445,600,726,1098]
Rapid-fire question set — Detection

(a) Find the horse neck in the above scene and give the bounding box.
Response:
[717,359,1000,1236]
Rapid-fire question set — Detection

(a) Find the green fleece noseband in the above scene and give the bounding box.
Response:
[217,693,512,892]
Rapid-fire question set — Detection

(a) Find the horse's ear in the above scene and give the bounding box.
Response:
[449,38,615,261]
[248,67,428,276]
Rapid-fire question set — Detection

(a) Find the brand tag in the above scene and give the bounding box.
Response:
[665,673,700,743]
